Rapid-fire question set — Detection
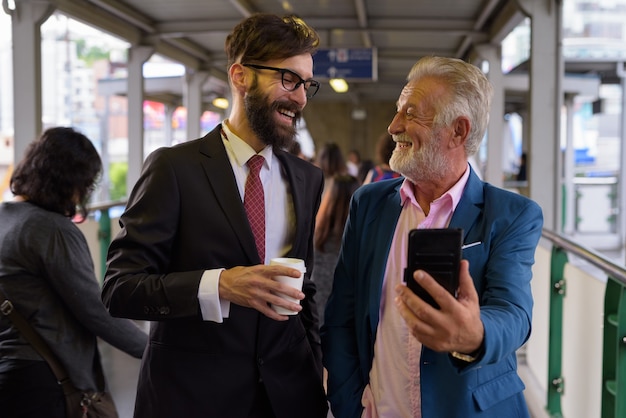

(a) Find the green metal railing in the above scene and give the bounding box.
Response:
[87,200,127,282]
[542,229,626,418]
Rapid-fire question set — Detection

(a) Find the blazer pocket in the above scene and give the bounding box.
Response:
[472,370,525,411]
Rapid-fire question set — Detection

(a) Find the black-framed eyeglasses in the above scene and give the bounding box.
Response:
[242,64,320,99]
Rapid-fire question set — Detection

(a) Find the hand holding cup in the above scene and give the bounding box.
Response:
[269,258,306,315]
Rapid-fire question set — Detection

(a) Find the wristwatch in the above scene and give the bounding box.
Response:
[450,351,478,362]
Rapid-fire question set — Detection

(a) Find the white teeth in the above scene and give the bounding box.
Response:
[280,109,295,118]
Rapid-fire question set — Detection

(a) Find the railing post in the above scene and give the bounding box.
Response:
[601,277,626,418]
[97,209,111,284]
[547,245,567,417]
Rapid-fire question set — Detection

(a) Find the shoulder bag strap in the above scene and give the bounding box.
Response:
[0,287,78,396]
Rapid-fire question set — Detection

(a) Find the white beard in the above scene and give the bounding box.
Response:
[389,132,451,183]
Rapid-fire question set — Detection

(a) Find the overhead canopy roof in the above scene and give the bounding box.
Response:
[45,0,625,112]
[52,0,529,103]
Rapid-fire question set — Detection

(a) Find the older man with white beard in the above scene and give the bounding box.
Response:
[321,56,544,418]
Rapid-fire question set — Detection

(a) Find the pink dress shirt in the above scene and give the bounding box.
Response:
[362,166,470,418]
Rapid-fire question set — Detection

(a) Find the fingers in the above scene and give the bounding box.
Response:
[394,285,436,331]
[409,269,457,311]
[219,265,305,320]
[394,262,483,353]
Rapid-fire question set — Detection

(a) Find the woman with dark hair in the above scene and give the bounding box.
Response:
[363,132,401,184]
[316,142,347,177]
[312,174,360,325]
[315,142,348,200]
[0,127,147,418]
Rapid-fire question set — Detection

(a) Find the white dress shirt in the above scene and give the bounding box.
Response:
[197,122,295,322]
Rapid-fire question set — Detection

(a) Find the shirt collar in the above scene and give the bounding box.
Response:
[399,163,471,212]
[221,121,273,170]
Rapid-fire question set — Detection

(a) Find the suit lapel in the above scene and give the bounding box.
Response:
[198,125,260,264]
[368,182,404,334]
[449,168,484,243]
[275,149,306,257]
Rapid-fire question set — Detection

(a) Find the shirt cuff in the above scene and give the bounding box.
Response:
[198,269,230,322]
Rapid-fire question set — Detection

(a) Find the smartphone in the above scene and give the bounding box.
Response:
[403,228,463,309]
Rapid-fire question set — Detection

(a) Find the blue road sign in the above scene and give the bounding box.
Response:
[314,47,377,81]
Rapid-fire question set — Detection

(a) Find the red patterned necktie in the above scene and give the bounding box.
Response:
[244,155,265,262]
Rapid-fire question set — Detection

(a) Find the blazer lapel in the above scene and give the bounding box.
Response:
[449,168,484,243]
[198,125,260,264]
[275,149,307,257]
[367,182,403,335]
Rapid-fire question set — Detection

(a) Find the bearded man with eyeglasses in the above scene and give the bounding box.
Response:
[102,13,328,418]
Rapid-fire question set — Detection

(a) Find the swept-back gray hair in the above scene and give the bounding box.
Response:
[406,56,493,156]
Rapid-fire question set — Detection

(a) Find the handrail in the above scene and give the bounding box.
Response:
[87,199,127,213]
[542,228,626,286]
[86,199,127,281]
[541,227,626,418]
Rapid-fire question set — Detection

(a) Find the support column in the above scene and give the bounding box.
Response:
[475,44,505,187]
[99,94,111,202]
[164,104,175,146]
[517,0,562,230]
[126,45,153,193]
[563,94,576,235]
[184,70,209,140]
[617,62,626,262]
[9,0,54,162]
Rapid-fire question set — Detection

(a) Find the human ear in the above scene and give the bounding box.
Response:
[450,116,470,149]
[229,63,248,95]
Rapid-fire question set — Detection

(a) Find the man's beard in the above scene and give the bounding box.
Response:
[244,82,301,149]
[389,131,451,183]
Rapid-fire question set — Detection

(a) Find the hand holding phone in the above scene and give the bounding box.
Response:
[403,228,463,309]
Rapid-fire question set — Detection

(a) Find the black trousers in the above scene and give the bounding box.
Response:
[0,359,65,418]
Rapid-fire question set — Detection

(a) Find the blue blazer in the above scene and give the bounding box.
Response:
[321,169,543,418]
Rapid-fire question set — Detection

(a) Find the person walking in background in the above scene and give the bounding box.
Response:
[312,174,360,325]
[346,149,361,178]
[315,142,348,197]
[322,56,543,417]
[101,13,328,418]
[516,152,527,182]
[356,159,375,184]
[0,127,148,418]
[362,132,401,184]
[288,140,308,160]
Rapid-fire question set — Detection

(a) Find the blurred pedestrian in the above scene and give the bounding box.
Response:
[0,127,147,418]
[363,132,401,184]
[312,174,360,325]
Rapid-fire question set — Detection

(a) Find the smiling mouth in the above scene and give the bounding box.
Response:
[396,141,412,149]
[278,108,296,119]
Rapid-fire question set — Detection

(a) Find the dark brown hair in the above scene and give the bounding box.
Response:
[316,142,346,178]
[314,174,359,251]
[225,14,320,66]
[376,132,396,165]
[10,127,102,221]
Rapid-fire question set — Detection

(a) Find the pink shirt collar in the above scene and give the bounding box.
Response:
[399,164,471,214]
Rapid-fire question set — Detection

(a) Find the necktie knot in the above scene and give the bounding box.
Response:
[247,155,264,174]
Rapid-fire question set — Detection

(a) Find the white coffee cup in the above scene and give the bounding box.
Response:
[269,257,306,315]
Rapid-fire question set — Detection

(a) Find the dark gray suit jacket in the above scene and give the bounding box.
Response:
[102,125,327,418]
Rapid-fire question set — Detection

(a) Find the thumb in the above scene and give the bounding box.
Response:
[457,259,478,304]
